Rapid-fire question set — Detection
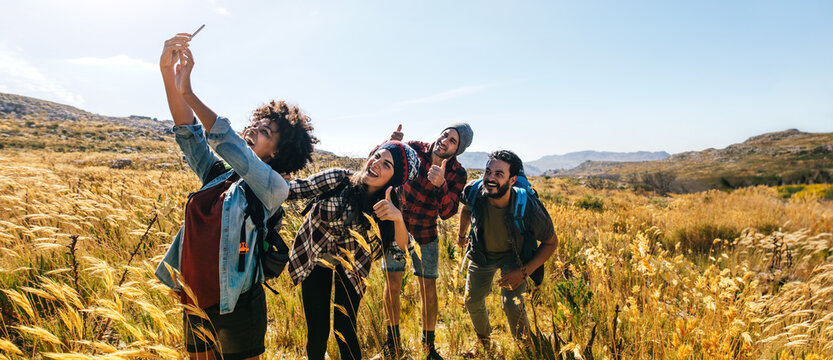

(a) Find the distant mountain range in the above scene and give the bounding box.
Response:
[457,150,670,175]
[558,129,833,192]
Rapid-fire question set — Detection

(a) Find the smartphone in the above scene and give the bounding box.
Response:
[190,24,205,39]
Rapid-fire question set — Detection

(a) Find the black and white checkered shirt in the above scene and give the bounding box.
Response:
[287,168,409,294]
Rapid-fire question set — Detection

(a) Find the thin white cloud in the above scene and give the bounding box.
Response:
[67,54,156,72]
[0,44,84,107]
[393,84,493,106]
[215,7,231,16]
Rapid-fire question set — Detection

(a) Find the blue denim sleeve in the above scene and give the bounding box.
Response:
[154,227,184,291]
[205,116,289,214]
[174,121,221,184]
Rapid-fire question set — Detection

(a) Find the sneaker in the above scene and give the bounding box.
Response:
[425,346,444,360]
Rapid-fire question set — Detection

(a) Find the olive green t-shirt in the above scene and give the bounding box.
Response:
[483,202,513,259]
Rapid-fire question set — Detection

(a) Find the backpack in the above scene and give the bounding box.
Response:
[465,169,545,286]
[203,161,289,294]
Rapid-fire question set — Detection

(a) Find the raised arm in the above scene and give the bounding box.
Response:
[173,45,290,211]
[374,187,409,251]
[161,34,219,182]
[436,166,466,220]
[176,47,218,132]
[160,34,194,126]
[288,168,352,201]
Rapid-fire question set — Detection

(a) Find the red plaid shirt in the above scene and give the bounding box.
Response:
[399,141,467,244]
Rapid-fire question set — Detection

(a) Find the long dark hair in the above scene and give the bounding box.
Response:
[343,162,401,256]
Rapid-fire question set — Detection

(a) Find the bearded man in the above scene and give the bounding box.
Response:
[457,150,557,349]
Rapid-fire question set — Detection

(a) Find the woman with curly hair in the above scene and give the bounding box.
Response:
[287,141,419,360]
[154,33,317,360]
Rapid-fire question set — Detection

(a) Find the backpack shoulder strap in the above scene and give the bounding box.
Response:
[204,160,232,185]
[512,187,528,234]
[242,183,266,227]
[238,183,265,273]
[466,179,483,212]
[266,207,284,229]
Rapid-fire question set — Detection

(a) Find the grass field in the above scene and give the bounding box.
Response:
[0,148,831,359]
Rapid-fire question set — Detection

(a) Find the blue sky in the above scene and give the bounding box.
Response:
[1,0,831,160]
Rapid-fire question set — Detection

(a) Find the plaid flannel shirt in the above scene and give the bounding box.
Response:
[287,168,410,294]
[399,140,467,244]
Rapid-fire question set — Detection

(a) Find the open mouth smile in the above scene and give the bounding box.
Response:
[243,131,256,146]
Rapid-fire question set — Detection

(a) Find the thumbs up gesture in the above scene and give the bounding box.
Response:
[427,159,447,187]
[373,187,403,222]
[390,124,404,141]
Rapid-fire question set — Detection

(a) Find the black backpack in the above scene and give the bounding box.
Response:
[203,161,289,294]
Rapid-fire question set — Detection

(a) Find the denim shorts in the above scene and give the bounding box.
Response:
[382,237,439,279]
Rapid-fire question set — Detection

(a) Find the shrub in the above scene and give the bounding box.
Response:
[576,194,604,211]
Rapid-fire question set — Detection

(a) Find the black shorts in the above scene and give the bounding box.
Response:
[183,285,266,360]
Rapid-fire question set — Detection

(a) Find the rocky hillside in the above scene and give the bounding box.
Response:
[558,129,833,192]
[0,92,354,170]
[0,92,175,153]
[0,92,171,132]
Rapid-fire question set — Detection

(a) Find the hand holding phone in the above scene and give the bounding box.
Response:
[190,24,205,39]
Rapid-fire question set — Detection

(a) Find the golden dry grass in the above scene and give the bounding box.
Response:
[0,149,830,359]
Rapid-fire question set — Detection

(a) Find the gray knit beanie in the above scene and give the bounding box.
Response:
[444,123,473,155]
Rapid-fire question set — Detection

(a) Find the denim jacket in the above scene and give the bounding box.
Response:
[155,116,289,314]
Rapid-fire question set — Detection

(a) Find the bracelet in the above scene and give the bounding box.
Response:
[521,266,528,278]
[457,234,468,239]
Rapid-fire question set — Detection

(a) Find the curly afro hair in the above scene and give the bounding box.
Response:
[249,100,318,174]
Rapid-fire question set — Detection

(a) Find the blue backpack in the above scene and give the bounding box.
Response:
[465,170,545,285]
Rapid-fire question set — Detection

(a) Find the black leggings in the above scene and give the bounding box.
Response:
[302,265,363,360]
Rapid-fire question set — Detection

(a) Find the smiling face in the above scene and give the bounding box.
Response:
[433,129,459,159]
[482,158,516,199]
[360,149,395,190]
[242,119,281,162]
